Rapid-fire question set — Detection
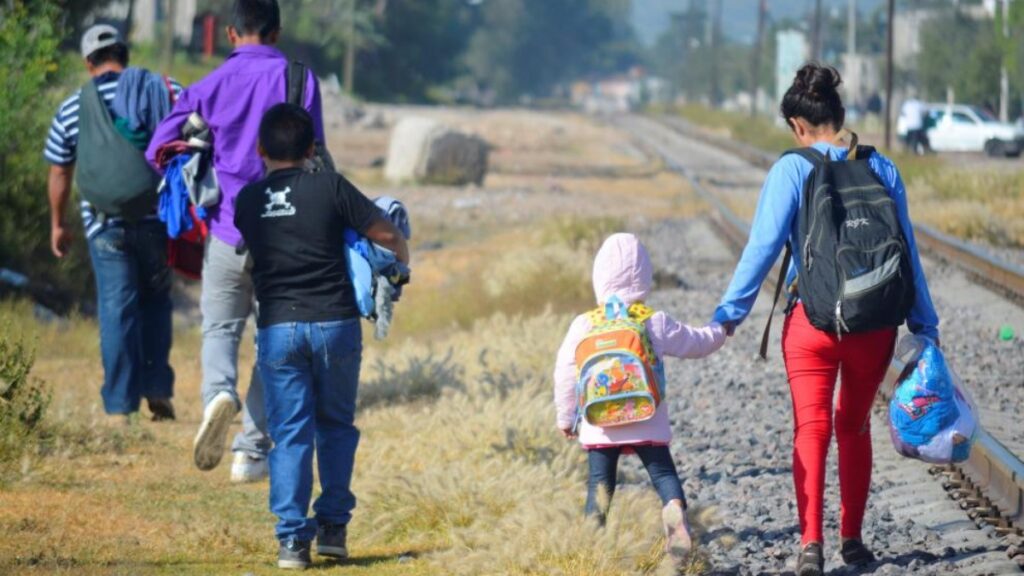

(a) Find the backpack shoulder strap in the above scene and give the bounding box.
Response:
[758,243,792,361]
[287,60,307,107]
[628,302,656,322]
[852,145,876,160]
[782,147,827,165]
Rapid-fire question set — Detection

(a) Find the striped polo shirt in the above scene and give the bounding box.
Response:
[44,71,183,238]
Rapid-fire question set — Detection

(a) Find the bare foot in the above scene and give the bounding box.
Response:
[661,500,693,561]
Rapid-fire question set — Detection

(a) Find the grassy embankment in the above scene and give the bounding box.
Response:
[662,104,1024,249]
[0,111,711,575]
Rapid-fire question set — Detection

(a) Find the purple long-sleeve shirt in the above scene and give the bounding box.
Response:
[147,44,324,247]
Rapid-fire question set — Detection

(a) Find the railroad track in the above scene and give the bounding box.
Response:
[615,113,1024,571]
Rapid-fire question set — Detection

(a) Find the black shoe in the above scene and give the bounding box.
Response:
[146,397,175,421]
[278,539,312,570]
[796,542,824,576]
[317,523,348,559]
[841,539,876,566]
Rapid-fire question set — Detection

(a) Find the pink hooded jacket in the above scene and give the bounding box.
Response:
[553,233,726,447]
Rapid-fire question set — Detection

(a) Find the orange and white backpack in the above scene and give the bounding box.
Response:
[574,295,665,431]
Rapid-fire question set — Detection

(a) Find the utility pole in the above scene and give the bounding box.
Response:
[999,0,1010,122]
[343,0,357,94]
[847,0,857,56]
[750,0,767,117]
[709,0,722,107]
[161,0,176,74]
[884,0,895,150]
[811,0,823,61]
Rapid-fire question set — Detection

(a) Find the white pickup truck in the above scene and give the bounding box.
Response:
[914,104,1024,157]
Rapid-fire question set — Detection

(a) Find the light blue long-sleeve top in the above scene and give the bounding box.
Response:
[711,141,940,341]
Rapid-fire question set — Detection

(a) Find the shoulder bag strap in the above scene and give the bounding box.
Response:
[758,243,792,361]
[287,60,306,107]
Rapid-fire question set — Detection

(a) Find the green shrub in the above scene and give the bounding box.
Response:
[0,329,50,483]
[0,1,93,310]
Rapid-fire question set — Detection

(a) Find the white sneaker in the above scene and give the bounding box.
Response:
[230,451,269,483]
[193,391,238,471]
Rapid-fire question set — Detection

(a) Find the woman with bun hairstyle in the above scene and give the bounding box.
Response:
[712,64,939,575]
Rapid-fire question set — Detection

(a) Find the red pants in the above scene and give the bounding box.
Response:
[782,304,896,545]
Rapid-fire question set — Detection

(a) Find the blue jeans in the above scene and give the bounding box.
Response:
[585,445,687,522]
[87,220,175,414]
[257,319,362,542]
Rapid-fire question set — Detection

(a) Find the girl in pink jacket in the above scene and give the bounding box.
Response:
[553,233,726,559]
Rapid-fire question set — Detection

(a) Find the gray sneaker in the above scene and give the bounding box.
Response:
[316,523,348,559]
[278,539,311,570]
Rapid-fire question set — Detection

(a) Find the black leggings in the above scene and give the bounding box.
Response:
[584,444,687,521]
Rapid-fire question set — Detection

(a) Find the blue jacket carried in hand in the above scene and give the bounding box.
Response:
[345,197,411,339]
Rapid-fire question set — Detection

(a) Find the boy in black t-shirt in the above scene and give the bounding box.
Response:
[235,103,409,570]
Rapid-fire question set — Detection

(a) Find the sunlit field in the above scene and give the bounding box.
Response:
[0,111,708,575]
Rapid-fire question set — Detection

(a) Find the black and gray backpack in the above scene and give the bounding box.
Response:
[760,140,915,358]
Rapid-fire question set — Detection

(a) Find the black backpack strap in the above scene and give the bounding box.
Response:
[759,243,792,361]
[853,145,876,160]
[782,147,828,164]
[287,60,306,107]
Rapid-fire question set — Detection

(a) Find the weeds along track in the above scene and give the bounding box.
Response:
[615,114,1024,573]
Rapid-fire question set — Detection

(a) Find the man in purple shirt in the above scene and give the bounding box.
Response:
[147,0,326,483]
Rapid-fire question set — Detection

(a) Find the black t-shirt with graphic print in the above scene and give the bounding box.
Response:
[234,167,379,328]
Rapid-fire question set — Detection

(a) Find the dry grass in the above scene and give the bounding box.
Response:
[0,307,707,576]
[0,109,710,575]
[908,169,1024,247]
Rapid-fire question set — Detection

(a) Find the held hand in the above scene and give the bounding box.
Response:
[721,321,737,337]
[560,427,577,439]
[51,225,72,259]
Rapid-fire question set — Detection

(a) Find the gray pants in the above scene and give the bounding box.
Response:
[201,235,271,457]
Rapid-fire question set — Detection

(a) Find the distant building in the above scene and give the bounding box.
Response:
[894,5,994,64]
[892,9,937,63]
[572,67,670,114]
[841,53,880,109]
[90,0,198,44]
[775,30,808,111]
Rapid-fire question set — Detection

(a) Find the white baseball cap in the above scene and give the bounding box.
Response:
[81,24,124,59]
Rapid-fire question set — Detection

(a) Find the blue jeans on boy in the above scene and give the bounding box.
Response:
[87,220,175,414]
[585,445,687,521]
[257,319,362,543]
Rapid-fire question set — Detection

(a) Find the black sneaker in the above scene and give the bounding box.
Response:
[840,539,876,566]
[146,397,175,421]
[278,539,312,570]
[316,523,348,559]
[796,542,824,576]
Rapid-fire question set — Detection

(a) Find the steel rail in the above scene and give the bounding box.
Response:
[629,114,1024,567]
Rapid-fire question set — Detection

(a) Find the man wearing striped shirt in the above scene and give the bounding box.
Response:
[45,25,182,424]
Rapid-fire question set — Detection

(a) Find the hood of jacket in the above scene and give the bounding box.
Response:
[591,233,653,306]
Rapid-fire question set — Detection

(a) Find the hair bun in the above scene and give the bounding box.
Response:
[793,63,842,98]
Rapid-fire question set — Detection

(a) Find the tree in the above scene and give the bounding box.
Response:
[918,10,1002,110]
[355,0,476,102]
[276,0,383,90]
[0,0,93,309]
[462,0,639,103]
